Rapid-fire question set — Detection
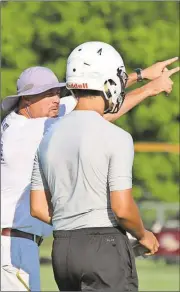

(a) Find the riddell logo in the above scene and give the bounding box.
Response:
[67,83,88,89]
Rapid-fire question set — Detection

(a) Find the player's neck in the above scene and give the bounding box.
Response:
[74,96,105,116]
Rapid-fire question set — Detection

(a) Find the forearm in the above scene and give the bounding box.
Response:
[104,83,152,122]
[111,190,146,240]
[31,209,52,225]
[120,84,152,115]
[126,72,138,88]
[115,200,145,240]
[30,189,53,225]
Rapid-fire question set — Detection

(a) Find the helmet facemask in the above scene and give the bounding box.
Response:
[103,68,128,114]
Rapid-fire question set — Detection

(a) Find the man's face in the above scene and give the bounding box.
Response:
[27,88,60,118]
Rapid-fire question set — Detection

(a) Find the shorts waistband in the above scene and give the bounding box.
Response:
[53,226,126,238]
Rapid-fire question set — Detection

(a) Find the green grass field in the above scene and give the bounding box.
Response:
[40,237,179,291]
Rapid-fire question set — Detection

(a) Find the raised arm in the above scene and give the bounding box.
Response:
[105,63,180,122]
[126,56,179,88]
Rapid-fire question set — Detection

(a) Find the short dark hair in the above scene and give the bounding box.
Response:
[72,89,104,99]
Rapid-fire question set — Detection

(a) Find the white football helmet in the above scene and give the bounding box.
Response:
[66,41,128,113]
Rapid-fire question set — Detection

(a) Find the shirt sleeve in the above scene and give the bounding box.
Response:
[31,152,49,191]
[108,132,134,191]
[59,95,77,116]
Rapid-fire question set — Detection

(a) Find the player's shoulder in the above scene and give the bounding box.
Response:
[103,118,133,141]
[105,124,133,155]
[115,125,132,141]
[93,116,133,150]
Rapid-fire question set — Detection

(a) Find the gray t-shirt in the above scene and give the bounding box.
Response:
[31,111,134,230]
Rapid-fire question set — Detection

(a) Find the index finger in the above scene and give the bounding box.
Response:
[162,56,179,66]
[167,66,180,77]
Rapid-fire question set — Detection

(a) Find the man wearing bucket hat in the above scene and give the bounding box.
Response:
[1,54,179,291]
[1,66,77,117]
[1,66,78,292]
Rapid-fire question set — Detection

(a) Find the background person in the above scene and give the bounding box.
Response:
[1,66,74,291]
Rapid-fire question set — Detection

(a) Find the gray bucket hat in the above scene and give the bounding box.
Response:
[1,66,66,112]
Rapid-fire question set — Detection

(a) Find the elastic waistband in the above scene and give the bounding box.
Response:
[53,226,126,238]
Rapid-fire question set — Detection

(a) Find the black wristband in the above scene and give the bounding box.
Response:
[134,68,143,82]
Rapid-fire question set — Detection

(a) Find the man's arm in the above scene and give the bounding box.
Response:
[104,84,152,122]
[126,72,139,88]
[108,133,159,254]
[108,132,144,239]
[126,56,179,88]
[30,153,53,225]
[105,65,180,122]
[111,188,159,255]
[111,189,145,240]
[30,189,53,225]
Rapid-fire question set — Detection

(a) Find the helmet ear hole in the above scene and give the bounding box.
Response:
[108,79,116,86]
[104,79,116,99]
[104,81,111,99]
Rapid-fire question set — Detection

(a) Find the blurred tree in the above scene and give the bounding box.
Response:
[1,2,179,202]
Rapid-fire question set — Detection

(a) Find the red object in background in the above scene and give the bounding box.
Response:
[154,228,180,256]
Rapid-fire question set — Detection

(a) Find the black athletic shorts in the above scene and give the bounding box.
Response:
[52,226,138,291]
